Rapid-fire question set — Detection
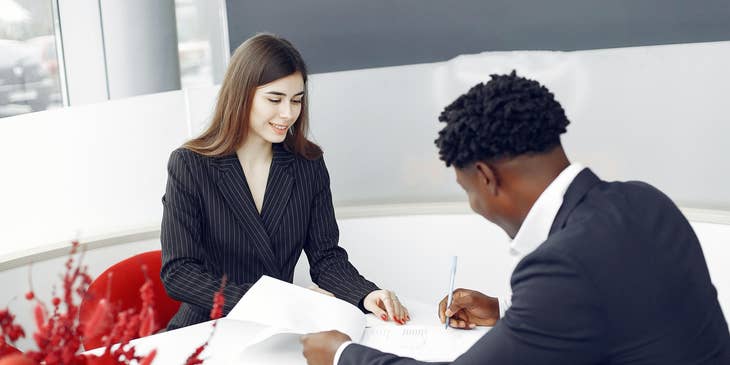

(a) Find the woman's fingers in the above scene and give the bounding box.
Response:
[381,291,398,323]
[371,304,389,322]
[364,289,409,324]
[364,290,392,322]
[389,291,410,324]
[391,292,403,324]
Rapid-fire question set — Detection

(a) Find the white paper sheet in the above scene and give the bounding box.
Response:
[236,333,307,365]
[360,325,489,362]
[227,276,366,342]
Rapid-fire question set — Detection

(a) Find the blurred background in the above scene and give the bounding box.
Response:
[0,0,226,118]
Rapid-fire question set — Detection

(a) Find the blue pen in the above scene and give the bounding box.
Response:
[445,256,458,329]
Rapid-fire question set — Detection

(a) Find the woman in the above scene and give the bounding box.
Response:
[160,33,409,330]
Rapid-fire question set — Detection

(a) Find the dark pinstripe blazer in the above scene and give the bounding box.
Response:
[160,144,378,330]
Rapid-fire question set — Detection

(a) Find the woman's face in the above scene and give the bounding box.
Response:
[248,72,305,145]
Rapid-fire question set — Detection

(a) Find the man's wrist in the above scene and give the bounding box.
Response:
[497,296,511,319]
[332,340,353,365]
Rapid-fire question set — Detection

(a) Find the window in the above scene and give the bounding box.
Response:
[0,0,63,117]
[174,0,228,89]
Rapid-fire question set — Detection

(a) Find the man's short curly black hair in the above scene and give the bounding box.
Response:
[434,71,570,168]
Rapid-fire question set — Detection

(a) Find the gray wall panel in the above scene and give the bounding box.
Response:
[226,0,730,73]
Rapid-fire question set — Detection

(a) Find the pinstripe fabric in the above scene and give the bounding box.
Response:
[160,143,379,330]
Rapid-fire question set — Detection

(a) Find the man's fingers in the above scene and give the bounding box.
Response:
[438,296,448,323]
[449,317,469,329]
[445,290,473,316]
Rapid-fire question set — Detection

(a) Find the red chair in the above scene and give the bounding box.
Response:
[79,250,180,350]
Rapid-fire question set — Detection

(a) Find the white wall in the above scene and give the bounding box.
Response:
[0,91,188,259]
[294,214,514,303]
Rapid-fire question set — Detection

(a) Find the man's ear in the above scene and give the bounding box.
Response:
[474,161,498,195]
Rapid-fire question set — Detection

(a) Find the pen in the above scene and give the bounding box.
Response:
[445,256,457,329]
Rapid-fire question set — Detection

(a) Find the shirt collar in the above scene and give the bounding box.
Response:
[509,163,585,257]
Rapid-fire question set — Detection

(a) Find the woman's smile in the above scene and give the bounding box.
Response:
[269,121,290,135]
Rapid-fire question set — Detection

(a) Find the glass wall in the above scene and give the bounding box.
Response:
[0,0,63,117]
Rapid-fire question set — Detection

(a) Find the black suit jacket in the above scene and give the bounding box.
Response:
[342,169,730,364]
[160,144,378,329]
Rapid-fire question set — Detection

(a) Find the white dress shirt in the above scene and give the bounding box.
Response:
[497,163,585,317]
[333,163,585,365]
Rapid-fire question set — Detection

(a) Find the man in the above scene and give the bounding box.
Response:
[300,71,730,364]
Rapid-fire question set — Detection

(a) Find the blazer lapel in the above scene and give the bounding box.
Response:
[549,168,602,235]
[210,154,280,276]
[261,144,295,237]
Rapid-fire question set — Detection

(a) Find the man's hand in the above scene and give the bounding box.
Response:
[301,330,351,365]
[364,289,410,324]
[438,288,499,328]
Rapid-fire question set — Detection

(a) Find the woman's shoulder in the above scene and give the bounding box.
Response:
[291,152,326,172]
[275,143,323,168]
[169,147,204,165]
[168,147,236,174]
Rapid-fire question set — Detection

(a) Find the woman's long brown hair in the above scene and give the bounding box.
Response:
[184,33,322,159]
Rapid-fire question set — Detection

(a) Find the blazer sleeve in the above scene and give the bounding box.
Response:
[160,149,251,314]
[304,158,379,309]
[339,344,445,365]
[338,248,606,365]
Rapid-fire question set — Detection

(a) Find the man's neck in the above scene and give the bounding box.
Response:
[499,146,571,237]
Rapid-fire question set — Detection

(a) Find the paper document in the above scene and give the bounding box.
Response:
[219,276,489,364]
[227,275,366,342]
[361,325,487,362]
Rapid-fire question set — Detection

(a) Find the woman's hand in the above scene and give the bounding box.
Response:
[308,284,335,297]
[363,289,410,325]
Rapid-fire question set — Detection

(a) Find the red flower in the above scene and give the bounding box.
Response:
[1,242,228,365]
[185,276,227,365]
[82,299,113,341]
